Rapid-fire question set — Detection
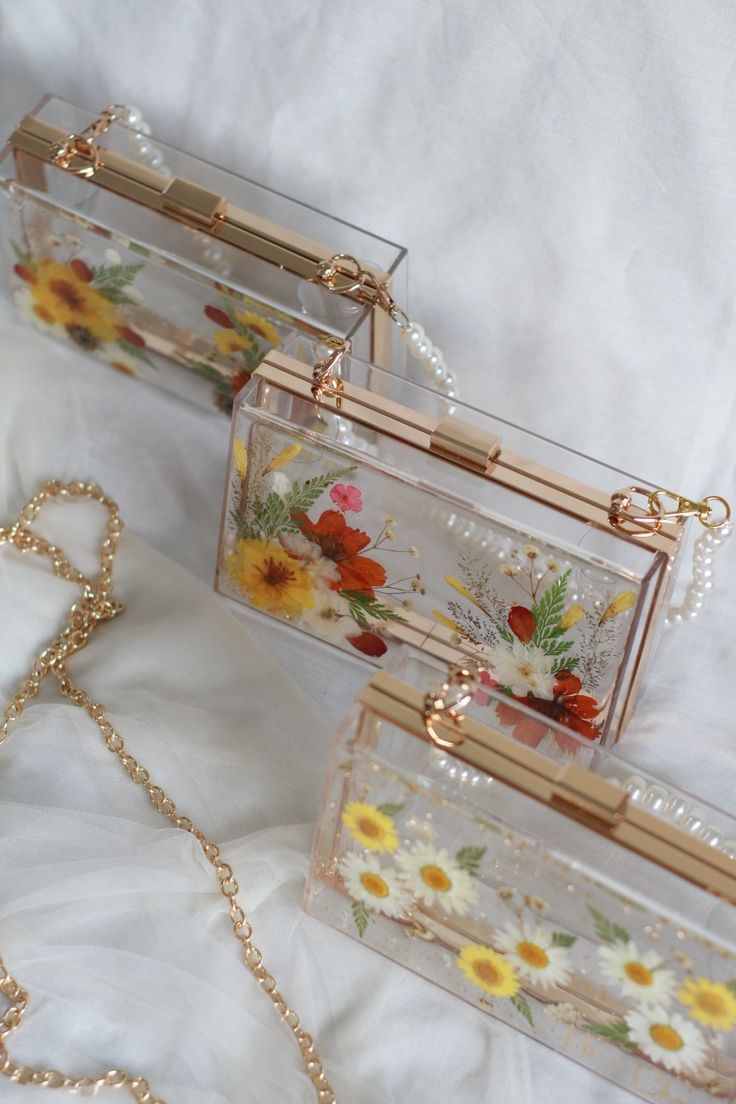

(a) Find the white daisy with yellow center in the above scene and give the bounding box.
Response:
[495,921,573,991]
[340,852,412,918]
[598,941,676,1007]
[396,842,477,915]
[626,1006,707,1074]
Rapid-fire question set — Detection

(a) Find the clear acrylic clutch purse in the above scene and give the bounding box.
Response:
[0,97,453,413]
[216,334,729,746]
[305,654,736,1104]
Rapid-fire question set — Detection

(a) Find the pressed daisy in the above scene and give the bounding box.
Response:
[678,978,736,1031]
[214,329,253,357]
[236,309,280,345]
[396,842,476,915]
[598,942,676,1007]
[226,538,314,617]
[340,852,412,918]
[626,1006,707,1074]
[487,639,556,699]
[342,801,399,853]
[495,921,573,991]
[301,589,353,643]
[458,944,519,997]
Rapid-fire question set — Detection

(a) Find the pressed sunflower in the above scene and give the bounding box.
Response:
[31,260,120,345]
[342,801,399,853]
[457,944,519,997]
[678,978,736,1031]
[236,310,280,345]
[214,329,253,357]
[226,538,314,617]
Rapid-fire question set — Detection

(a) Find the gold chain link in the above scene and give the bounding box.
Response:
[0,480,336,1103]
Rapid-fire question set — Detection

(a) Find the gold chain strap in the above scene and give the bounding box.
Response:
[0,480,336,1103]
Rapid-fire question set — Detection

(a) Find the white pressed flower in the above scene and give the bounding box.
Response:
[301,589,352,644]
[385,528,397,541]
[598,942,676,1008]
[408,546,419,558]
[104,248,122,264]
[545,1002,579,1025]
[626,1006,707,1074]
[546,558,560,572]
[382,515,396,526]
[279,531,339,588]
[487,639,555,699]
[495,921,573,991]
[522,544,540,560]
[13,287,65,338]
[500,563,521,577]
[396,842,477,916]
[340,852,412,919]
[263,471,292,499]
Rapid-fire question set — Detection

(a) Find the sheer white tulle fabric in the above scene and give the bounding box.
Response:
[0,325,530,1103]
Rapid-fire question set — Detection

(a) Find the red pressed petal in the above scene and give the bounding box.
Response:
[554,671,582,698]
[70,258,93,282]
[495,699,547,747]
[118,325,146,348]
[559,711,600,741]
[347,631,387,658]
[508,605,536,644]
[13,263,34,283]
[230,369,251,394]
[204,305,234,328]
[335,555,387,594]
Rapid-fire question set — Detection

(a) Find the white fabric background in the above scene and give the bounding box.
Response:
[0,2,735,1102]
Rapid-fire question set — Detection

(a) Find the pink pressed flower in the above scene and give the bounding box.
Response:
[329,484,363,513]
[474,669,499,708]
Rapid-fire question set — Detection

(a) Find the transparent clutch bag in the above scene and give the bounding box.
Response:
[0,97,453,413]
[305,654,736,1104]
[216,334,729,745]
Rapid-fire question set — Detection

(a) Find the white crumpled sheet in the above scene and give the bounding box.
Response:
[1,3,735,1102]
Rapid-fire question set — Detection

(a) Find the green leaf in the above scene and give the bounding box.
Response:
[454,845,487,876]
[585,1020,637,1051]
[230,509,254,540]
[10,239,30,265]
[497,624,514,645]
[376,803,404,818]
[588,906,630,945]
[115,337,156,369]
[552,655,579,675]
[352,900,372,939]
[128,242,151,258]
[287,466,355,517]
[342,590,407,628]
[551,932,576,947]
[91,262,145,291]
[510,993,534,1026]
[530,570,571,652]
[725,980,736,998]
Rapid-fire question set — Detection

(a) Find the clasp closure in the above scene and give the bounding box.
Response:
[610,486,731,535]
[314,254,410,329]
[48,104,124,178]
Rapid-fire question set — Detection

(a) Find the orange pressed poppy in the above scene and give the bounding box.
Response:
[295,509,387,594]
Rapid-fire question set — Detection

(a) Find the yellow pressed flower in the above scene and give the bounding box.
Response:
[458,944,519,997]
[678,978,736,1031]
[432,610,466,636]
[600,590,637,623]
[31,260,120,344]
[265,443,302,472]
[559,603,585,630]
[232,439,248,479]
[236,310,280,346]
[445,575,485,611]
[226,538,314,617]
[342,801,399,853]
[214,330,253,357]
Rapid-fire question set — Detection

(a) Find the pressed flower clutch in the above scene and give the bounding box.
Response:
[305,654,736,1104]
[216,333,729,746]
[0,96,430,414]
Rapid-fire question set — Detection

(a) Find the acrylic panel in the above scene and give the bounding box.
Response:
[305,663,736,1104]
[217,337,683,745]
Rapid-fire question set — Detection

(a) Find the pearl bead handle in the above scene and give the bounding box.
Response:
[666,521,731,627]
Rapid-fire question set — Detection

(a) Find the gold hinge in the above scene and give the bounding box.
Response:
[430,416,500,474]
[162,178,226,230]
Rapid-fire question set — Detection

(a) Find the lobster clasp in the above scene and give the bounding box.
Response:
[610,486,731,535]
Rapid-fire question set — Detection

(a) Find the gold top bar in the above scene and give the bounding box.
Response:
[359,672,736,904]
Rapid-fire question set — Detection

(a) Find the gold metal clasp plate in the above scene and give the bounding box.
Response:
[162,178,226,230]
[551,762,628,828]
[430,416,500,474]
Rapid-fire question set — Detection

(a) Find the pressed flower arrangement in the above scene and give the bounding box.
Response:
[306,662,736,1104]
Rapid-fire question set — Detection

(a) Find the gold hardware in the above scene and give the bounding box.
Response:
[610,486,731,534]
[310,337,350,402]
[161,177,226,229]
[0,480,335,1104]
[423,661,486,748]
[47,104,124,178]
[430,416,500,473]
[314,253,411,330]
[359,670,736,903]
